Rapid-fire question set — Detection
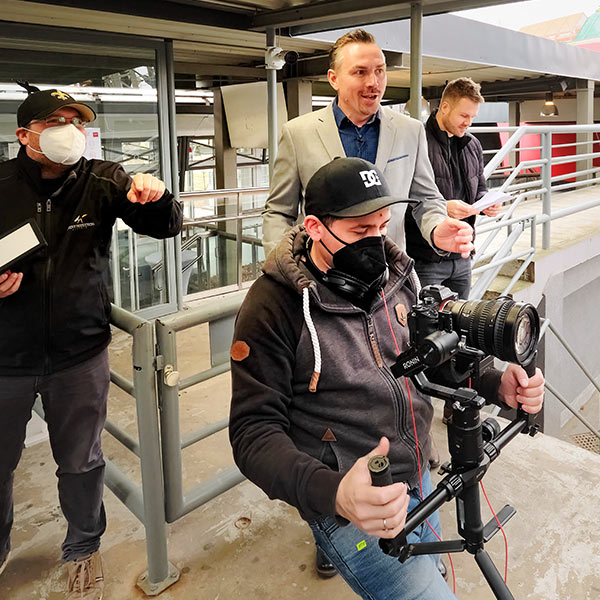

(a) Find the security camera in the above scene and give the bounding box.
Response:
[284,50,299,65]
[265,47,299,70]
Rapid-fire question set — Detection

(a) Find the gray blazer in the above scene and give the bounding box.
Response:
[262,102,448,256]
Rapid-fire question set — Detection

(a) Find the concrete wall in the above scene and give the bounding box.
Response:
[514,234,600,437]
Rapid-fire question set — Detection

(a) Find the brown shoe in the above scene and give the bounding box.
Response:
[66,551,104,600]
[428,434,441,469]
[0,551,9,577]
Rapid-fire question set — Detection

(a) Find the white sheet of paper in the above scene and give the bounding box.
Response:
[472,189,512,213]
[84,128,103,160]
[0,222,40,271]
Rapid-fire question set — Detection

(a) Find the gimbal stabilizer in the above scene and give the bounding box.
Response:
[369,360,539,600]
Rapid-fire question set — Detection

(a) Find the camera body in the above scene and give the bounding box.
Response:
[392,285,539,387]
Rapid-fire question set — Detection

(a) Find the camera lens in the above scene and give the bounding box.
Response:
[443,297,539,366]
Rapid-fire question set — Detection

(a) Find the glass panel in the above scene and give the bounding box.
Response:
[182,193,238,295]
[179,189,266,297]
[241,216,265,283]
[0,32,169,312]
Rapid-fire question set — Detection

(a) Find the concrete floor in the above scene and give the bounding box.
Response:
[3,347,600,599]
[3,185,600,599]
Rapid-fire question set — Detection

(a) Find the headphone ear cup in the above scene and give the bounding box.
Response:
[324,269,371,299]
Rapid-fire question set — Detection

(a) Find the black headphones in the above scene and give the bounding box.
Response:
[304,248,389,302]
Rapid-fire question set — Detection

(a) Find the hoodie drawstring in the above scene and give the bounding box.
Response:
[409,268,422,297]
[302,287,321,392]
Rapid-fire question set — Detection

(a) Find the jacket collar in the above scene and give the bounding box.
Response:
[427,110,472,152]
[16,145,81,192]
[316,104,346,161]
[263,226,414,312]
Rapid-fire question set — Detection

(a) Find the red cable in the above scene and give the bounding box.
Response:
[381,290,457,593]
[466,380,509,583]
[480,481,509,582]
[382,290,401,355]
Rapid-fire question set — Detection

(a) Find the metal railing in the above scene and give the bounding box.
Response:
[91,296,249,595]
[469,124,600,299]
[105,306,179,596]
[154,290,247,523]
[543,321,600,442]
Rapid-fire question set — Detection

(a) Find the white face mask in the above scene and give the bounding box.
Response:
[25,124,86,165]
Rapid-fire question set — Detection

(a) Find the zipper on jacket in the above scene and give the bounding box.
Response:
[43,198,53,374]
[365,314,420,470]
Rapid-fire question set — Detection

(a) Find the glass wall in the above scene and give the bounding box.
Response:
[0,24,176,315]
[179,188,266,298]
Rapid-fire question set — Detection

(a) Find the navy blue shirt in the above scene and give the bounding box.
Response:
[332,98,380,165]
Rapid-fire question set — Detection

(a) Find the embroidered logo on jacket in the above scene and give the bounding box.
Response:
[68,214,95,231]
[231,340,250,361]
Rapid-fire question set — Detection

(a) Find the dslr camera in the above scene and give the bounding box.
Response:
[392,285,539,385]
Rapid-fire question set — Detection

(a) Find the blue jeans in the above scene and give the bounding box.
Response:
[309,470,456,600]
[414,257,472,299]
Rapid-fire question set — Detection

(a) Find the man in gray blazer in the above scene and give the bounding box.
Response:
[262,28,474,259]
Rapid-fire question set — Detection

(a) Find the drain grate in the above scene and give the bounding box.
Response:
[572,432,600,455]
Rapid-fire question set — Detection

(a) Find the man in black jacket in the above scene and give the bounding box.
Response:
[0,88,182,599]
[405,78,502,299]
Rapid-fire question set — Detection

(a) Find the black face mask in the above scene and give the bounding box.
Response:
[319,226,389,301]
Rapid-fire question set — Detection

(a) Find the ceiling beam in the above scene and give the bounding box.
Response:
[0,48,142,70]
[423,76,578,100]
[174,63,266,78]
[251,0,525,34]
[252,1,414,30]
[21,0,252,30]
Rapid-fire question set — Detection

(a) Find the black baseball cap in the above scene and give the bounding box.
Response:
[17,89,96,128]
[304,157,410,218]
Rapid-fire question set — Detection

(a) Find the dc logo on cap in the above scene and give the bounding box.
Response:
[360,170,381,188]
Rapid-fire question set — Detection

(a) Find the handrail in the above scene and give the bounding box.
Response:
[472,124,600,180]
[467,123,600,299]
[155,290,248,523]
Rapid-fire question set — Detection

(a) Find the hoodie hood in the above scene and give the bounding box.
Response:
[263,225,416,303]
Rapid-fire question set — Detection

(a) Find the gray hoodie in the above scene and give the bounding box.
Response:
[229,226,501,521]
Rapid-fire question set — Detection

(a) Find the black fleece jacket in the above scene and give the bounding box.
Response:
[0,147,182,375]
[405,111,487,262]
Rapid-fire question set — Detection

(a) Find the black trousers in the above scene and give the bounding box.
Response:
[413,256,472,300]
[0,349,109,561]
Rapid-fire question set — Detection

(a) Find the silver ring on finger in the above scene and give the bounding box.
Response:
[383,518,388,530]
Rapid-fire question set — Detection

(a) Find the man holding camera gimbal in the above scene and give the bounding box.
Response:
[229,158,544,599]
